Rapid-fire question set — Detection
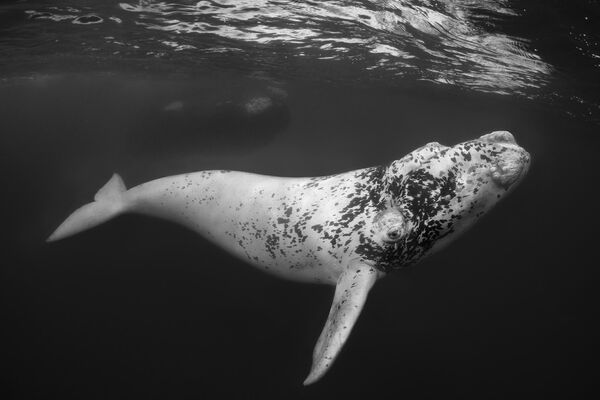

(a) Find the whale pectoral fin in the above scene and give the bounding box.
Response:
[303,262,380,385]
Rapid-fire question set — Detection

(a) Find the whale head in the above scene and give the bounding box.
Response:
[370,131,530,271]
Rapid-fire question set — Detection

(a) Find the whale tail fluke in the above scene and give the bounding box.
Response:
[47,173,127,242]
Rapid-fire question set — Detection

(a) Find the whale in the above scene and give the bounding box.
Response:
[47,130,530,385]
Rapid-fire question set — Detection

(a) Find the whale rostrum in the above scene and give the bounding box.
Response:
[48,131,530,384]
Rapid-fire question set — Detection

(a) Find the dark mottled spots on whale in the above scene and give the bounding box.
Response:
[265,234,280,258]
[311,224,323,233]
[293,224,307,242]
[277,217,289,224]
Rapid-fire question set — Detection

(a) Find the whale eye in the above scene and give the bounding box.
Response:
[384,227,403,243]
[374,208,409,244]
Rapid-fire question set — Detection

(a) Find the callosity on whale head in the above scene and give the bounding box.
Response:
[365,130,531,272]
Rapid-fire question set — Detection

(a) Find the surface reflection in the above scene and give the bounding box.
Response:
[20,0,551,97]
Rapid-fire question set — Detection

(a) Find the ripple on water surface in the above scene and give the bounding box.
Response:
[12,1,549,96]
[3,0,599,124]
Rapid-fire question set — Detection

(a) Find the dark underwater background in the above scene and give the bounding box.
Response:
[1,1,599,398]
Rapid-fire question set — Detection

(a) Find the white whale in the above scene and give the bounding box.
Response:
[48,130,530,384]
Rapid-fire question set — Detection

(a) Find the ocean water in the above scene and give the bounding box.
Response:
[1,1,598,399]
